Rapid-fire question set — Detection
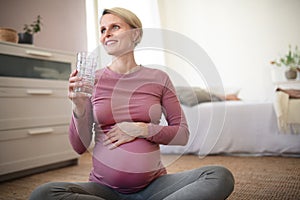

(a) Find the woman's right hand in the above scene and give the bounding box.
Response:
[68,69,89,117]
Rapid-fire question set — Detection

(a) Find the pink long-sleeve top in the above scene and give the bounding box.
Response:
[69,66,189,194]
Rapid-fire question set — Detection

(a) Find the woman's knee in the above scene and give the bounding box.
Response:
[29,182,57,200]
[213,166,235,196]
[29,182,75,200]
[216,166,234,185]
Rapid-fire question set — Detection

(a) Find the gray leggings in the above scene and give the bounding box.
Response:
[29,165,234,200]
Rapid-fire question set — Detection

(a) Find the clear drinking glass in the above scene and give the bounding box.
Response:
[74,52,97,97]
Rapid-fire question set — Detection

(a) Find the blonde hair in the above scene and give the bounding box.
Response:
[101,7,143,45]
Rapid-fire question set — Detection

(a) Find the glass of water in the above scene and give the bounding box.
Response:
[74,52,97,97]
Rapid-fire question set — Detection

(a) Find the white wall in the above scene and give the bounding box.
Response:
[158,0,300,100]
[0,0,87,53]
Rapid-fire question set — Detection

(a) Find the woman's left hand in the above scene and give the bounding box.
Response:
[103,122,148,149]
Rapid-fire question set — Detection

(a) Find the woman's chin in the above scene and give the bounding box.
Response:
[105,48,134,57]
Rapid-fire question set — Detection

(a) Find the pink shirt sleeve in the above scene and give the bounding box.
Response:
[69,99,94,154]
[146,76,189,145]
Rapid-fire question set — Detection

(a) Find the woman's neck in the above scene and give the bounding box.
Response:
[109,52,138,74]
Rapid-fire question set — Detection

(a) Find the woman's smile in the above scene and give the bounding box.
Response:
[105,39,118,46]
[104,40,118,47]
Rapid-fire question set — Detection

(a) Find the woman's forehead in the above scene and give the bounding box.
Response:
[100,14,127,27]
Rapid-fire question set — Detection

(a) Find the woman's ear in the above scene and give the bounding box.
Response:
[132,29,142,45]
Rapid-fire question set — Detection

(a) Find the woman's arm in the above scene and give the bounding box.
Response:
[146,76,189,145]
[68,70,94,154]
[69,100,94,154]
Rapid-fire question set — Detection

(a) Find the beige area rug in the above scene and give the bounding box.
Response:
[0,153,299,200]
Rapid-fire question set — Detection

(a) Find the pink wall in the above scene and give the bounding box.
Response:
[0,0,87,53]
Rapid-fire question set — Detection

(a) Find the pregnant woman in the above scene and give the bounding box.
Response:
[29,7,234,200]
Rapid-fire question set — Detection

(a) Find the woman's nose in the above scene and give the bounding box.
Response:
[104,29,112,38]
[101,30,112,43]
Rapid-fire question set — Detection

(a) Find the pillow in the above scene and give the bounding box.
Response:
[210,87,240,96]
[175,86,222,107]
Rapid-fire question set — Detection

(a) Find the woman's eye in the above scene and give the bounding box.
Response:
[100,28,106,34]
[100,25,119,35]
[113,25,120,30]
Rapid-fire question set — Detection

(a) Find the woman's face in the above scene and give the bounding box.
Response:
[100,14,136,56]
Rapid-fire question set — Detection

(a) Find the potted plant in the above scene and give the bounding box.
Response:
[271,45,300,80]
[18,15,42,44]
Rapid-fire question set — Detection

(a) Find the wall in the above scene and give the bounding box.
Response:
[158,0,300,100]
[0,0,87,53]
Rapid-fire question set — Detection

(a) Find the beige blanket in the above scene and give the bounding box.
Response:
[274,91,300,134]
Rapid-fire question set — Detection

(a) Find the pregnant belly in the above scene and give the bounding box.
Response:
[90,138,166,193]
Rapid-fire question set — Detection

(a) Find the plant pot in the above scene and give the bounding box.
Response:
[18,33,33,44]
[285,68,297,80]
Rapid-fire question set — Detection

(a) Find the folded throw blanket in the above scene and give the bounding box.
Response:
[274,91,300,134]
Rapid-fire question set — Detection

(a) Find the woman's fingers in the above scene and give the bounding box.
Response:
[68,70,83,101]
[104,130,117,141]
[108,141,121,150]
[103,129,118,144]
[103,135,118,146]
[103,126,136,149]
[103,132,121,150]
[69,76,82,88]
[69,70,81,88]
[70,69,78,77]
[69,79,82,91]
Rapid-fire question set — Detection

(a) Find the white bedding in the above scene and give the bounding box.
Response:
[160,101,300,157]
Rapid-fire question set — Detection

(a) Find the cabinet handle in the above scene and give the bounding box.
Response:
[26,50,52,57]
[27,89,53,95]
[28,128,54,135]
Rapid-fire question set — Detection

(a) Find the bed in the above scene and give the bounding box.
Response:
[160,101,300,157]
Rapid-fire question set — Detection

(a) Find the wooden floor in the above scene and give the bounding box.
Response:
[0,153,300,200]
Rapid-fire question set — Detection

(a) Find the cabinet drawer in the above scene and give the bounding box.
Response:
[0,42,75,81]
[0,84,68,97]
[0,125,78,175]
[0,53,71,81]
[0,97,72,130]
[0,87,72,130]
[0,124,69,141]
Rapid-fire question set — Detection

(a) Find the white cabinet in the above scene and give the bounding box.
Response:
[0,41,79,181]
